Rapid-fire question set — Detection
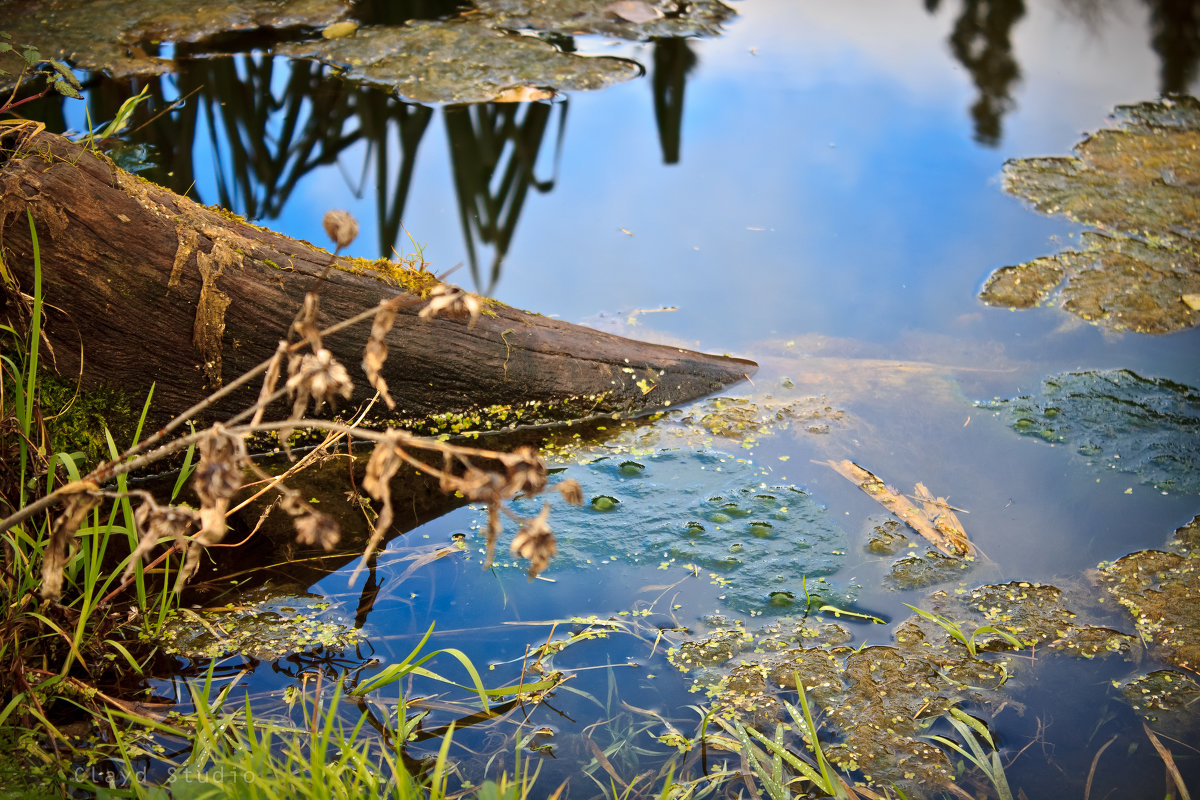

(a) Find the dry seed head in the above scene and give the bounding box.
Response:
[40,486,101,600]
[294,510,341,551]
[362,303,398,409]
[419,283,482,324]
[193,424,246,506]
[323,209,359,250]
[125,500,200,582]
[291,292,323,352]
[510,503,556,578]
[288,348,353,413]
[499,446,547,497]
[556,478,584,506]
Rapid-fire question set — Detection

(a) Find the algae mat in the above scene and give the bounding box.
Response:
[277,20,643,104]
[982,97,1200,333]
[979,368,1200,494]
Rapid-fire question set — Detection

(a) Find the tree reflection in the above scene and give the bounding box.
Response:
[1145,0,1200,94]
[926,0,1026,147]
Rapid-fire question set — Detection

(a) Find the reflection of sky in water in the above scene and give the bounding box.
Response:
[261,0,1189,367]
[102,0,1196,588]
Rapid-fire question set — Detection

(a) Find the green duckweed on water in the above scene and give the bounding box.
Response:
[979,369,1200,494]
[161,587,364,662]
[496,447,849,616]
[981,96,1200,333]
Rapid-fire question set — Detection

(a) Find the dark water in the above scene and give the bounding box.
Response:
[22,0,1200,797]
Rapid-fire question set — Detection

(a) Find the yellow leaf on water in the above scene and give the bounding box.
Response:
[322,21,358,39]
[493,85,555,102]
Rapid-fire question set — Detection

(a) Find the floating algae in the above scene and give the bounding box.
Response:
[2,0,349,77]
[1121,670,1200,739]
[1098,514,1200,673]
[981,97,1200,333]
[472,0,737,41]
[160,587,364,662]
[497,448,848,615]
[668,604,1022,794]
[979,369,1200,493]
[884,550,972,590]
[277,20,642,104]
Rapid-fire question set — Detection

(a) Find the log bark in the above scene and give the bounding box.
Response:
[0,129,755,432]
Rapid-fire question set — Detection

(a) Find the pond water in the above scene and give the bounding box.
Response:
[13,0,1200,797]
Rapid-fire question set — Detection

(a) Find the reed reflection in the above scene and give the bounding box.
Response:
[925,0,1026,147]
[652,37,697,165]
[444,101,567,294]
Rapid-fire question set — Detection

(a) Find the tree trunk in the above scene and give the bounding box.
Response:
[0,128,755,433]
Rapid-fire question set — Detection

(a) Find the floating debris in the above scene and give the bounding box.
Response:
[980,369,1200,493]
[2,0,350,77]
[982,97,1200,333]
[1098,515,1200,673]
[823,460,976,557]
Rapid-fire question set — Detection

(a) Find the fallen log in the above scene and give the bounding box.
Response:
[0,128,755,433]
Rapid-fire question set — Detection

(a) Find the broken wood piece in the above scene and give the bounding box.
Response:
[822,460,977,558]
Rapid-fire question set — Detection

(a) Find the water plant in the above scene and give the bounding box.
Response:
[925,708,1014,800]
[715,675,855,800]
[903,605,1022,658]
[0,32,82,115]
[108,662,546,800]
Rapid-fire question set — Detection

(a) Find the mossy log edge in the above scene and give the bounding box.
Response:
[0,129,756,433]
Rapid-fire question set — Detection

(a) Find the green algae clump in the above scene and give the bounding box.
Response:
[980,370,1200,494]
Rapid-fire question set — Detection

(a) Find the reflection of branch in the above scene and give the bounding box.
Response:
[358,100,434,256]
[652,37,697,165]
[444,102,567,294]
[180,53,364,218]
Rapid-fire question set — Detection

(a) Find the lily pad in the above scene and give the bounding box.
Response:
[2,0,350,77]
[979,369,1200,493]
[982,97,1200,333]
[473,0,737,41]
[277,20,642,104]
[497,448,848,615]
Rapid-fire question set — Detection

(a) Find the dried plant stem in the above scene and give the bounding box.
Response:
[0,297,420,536]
